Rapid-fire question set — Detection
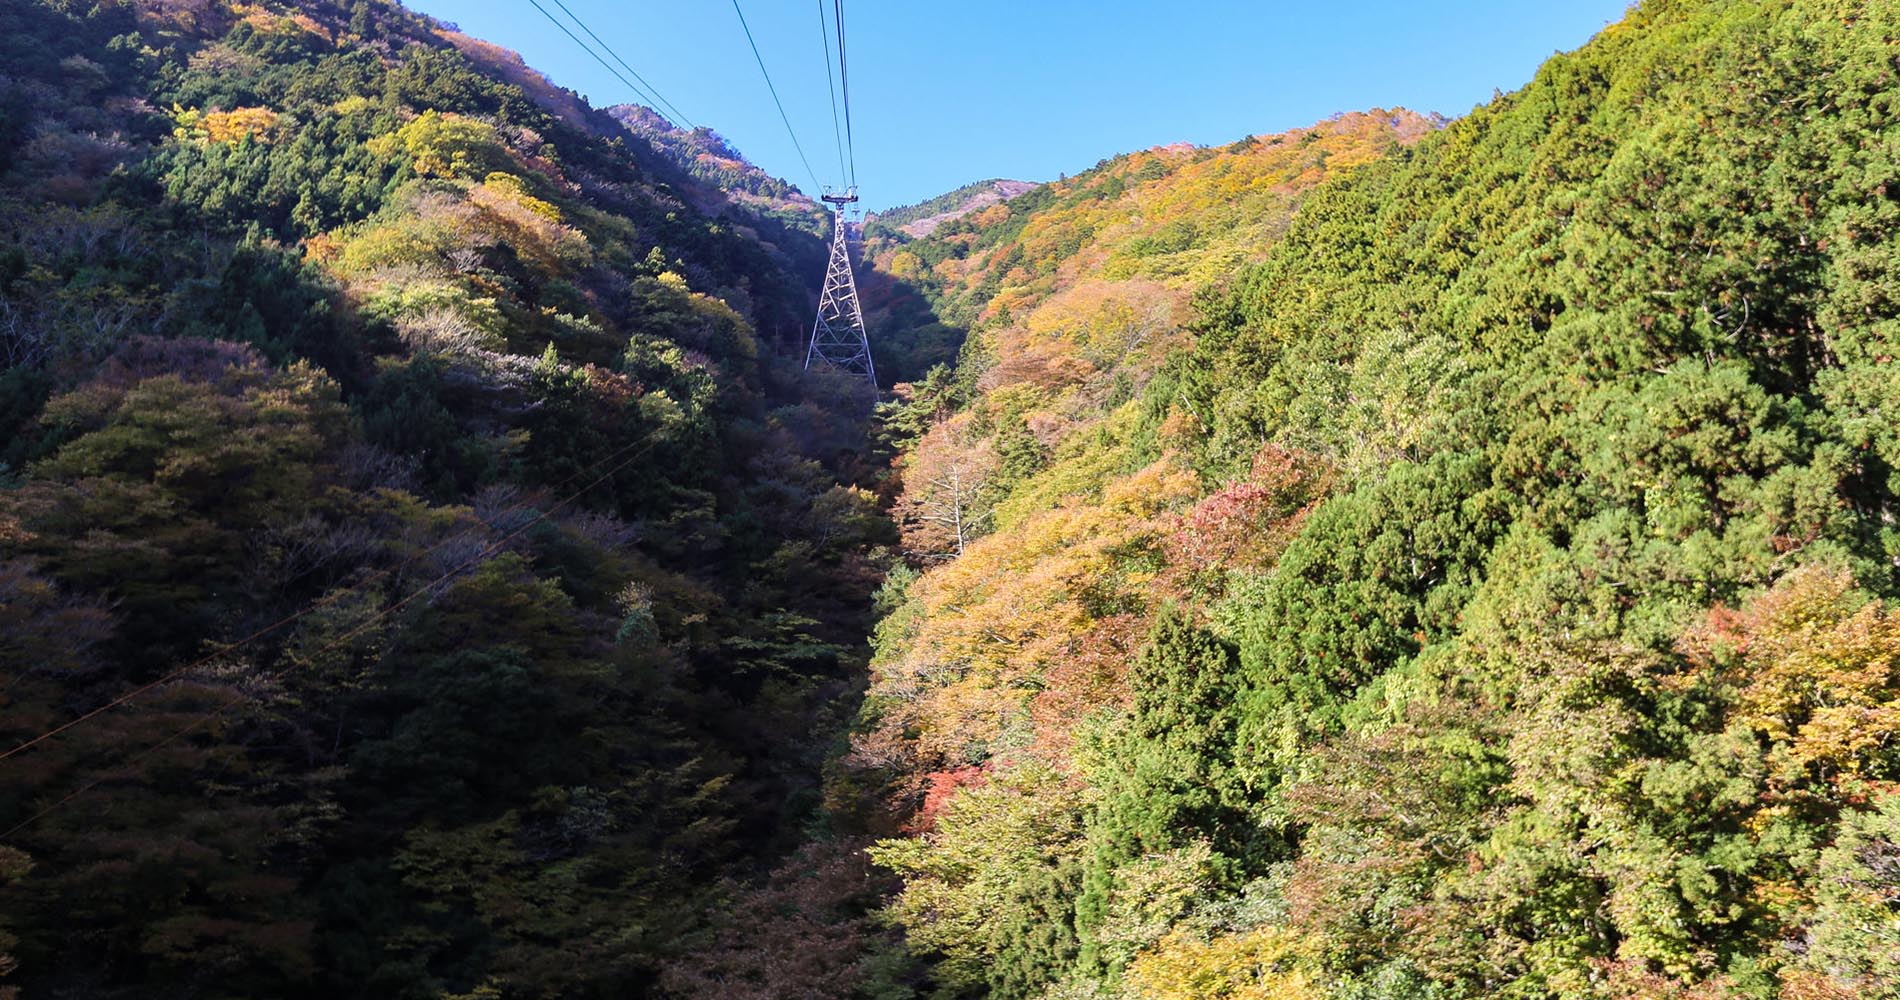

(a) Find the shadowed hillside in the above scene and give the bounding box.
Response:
[0,0,890,995]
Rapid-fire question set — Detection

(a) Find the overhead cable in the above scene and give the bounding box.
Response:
[817,0,847,186]
[731,0,825,195]
[524,0,674,127]
[544,0,696,129]
[833,0,856,188]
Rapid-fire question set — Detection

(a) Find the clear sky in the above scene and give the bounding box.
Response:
[407,1,1633,211]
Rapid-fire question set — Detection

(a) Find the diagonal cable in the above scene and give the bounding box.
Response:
[545,0,696,129]
[817,0,847,187]
[731,0,824,195]
[833,0,856,189]
[524,0,672,127]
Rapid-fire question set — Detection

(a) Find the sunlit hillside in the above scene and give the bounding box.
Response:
[850,3,1900,998]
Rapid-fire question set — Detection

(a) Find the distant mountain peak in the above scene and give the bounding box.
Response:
[870,179,1040,239]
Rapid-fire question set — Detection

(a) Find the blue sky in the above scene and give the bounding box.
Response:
[408,1,1633,211]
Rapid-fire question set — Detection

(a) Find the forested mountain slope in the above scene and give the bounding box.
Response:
[605,102,830,280]
[853,1,1900,998]
[857,110,1436,388]
[6,0,1900,998]
[0,0,888,996]
[864,109,1436,553]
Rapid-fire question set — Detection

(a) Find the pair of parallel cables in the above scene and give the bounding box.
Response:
[731,0,859,195]
[521,0,860,199]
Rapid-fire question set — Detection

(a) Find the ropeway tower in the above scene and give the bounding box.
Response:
[805,188,876,388]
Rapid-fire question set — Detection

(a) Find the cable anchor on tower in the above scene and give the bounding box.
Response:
[804,186,876,389]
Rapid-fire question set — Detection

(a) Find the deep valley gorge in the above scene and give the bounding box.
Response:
[2,1,1899,998]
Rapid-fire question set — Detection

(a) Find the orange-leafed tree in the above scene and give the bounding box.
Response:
[1680,565,1900,785]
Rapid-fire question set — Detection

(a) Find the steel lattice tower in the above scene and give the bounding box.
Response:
[804,189,876,388]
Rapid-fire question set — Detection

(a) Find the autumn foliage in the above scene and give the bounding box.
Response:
[852,2,1900,999]
[0,0,883,995]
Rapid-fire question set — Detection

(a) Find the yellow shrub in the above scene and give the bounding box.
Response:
[370,111,510,180]
[202,106,281,143]
[173,105,281,144]
[479,172,562,222]
[1124,927,1321,1000]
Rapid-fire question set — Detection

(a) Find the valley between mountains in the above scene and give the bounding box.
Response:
[2,1,1899,999]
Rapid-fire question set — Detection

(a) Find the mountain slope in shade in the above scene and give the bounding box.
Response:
[605,104,831,335]
[607,103,828,234]
[0,0,891,995]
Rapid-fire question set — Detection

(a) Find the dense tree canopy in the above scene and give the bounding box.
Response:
[0,0,890,996]
[850,2,1900,999]
[6,0,1900,998]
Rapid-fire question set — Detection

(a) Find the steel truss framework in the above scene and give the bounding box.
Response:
[804,189,876,387]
